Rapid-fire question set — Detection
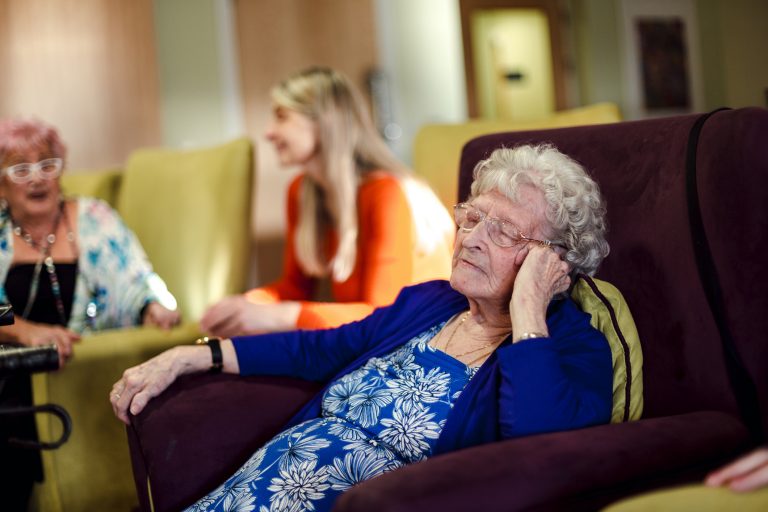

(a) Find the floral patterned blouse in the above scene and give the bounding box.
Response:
[186,322,477,512]
[0,197,176,332]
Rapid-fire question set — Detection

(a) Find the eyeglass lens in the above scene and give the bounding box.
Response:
[454,203,522,247]
[5,158,62,182]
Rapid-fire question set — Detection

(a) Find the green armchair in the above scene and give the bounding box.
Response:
[31,138,254,511]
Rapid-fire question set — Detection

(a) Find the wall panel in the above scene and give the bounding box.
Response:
[0,0,161,169]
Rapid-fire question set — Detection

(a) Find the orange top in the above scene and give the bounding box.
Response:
[245,172,453,329]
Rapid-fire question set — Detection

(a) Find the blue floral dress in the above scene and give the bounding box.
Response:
[186,322,478,512]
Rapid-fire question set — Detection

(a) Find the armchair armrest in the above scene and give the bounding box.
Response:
[125,375,751,512]
[335,411,751,512]
[128,373,323,512]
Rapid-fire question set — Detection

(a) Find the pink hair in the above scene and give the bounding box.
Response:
[0,118,67,165]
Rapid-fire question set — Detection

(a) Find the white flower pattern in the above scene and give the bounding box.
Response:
[380,407,442,462]
[277,433,332,472]
[322,379,370,416]
[326,451,394,491]
[185,331,474,512]
[386,367,451,413]
[268,459,330,512]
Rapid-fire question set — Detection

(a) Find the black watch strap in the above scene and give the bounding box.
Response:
[195,336,223,373]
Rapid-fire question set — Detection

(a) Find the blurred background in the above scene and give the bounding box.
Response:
[1,0,766,282]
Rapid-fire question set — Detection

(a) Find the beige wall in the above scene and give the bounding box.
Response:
[373,0,468,163]
[571,0,624,108]
[716,0,768,108]
[153,0,245,148]
[571,0,768,115]
[0,0,161,169]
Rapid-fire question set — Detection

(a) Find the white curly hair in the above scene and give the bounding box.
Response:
[469,144,610,276]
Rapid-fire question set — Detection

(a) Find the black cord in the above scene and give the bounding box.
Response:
[685,107,763,443]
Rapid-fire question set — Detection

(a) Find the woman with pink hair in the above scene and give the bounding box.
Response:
[0,117,179,509]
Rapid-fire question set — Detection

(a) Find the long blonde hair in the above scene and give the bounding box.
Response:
[272,67,452,281]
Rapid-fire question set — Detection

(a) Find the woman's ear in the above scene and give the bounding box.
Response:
[514,244,530,267]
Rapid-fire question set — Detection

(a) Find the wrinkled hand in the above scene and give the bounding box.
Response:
[13,320,81,368]
[200,295,300,337]
[509,243,571,341]
[512,243,571,307]
[142,302,181,330]
[705,447,768,492]
[110,346,198,424]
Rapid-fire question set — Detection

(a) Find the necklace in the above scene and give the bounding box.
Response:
[12,216,75,248]
[466,348,498,367]
[7,201,77,324]
[441,311,506,361]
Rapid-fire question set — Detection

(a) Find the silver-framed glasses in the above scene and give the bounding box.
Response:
[453,202,562,248]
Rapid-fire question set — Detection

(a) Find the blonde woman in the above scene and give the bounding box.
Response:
[201,67,454,336]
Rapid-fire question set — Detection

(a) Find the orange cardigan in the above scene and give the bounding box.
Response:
[245,172,453,329]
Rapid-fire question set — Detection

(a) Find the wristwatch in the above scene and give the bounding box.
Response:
[195,336,223,373]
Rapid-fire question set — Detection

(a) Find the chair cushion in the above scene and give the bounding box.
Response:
[61,168,123,206]
[117,138,253,320]
[571,275,643,423]
[603,482,768,512]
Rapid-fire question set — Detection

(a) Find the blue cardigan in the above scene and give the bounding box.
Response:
[233,280,612,455]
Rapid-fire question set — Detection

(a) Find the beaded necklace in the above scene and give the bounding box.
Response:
[9,200,77,324]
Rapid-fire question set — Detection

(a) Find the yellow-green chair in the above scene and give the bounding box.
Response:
[412,102,622,209]
[603,484,768,511]
[32,137,254,511]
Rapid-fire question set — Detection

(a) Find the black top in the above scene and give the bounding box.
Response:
[5,262,77,326]
[0,260,78,501]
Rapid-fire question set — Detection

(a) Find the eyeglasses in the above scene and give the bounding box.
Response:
[453,202,562,248]
[2,158,63,184]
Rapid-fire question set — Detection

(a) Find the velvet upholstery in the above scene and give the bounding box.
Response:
[458,108,768,435]
[126,108,767,511]
[128,375,322,512]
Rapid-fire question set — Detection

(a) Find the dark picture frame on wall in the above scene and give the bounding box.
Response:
[636,17,691,110]
[620,0,703,118]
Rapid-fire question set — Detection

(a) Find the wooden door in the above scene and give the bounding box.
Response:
[460,0,568,118]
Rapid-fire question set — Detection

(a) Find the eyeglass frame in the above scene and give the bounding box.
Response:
[453,202,564,249]
[2,158,64,184]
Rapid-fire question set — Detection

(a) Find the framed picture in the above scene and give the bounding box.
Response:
[620,0,704,118]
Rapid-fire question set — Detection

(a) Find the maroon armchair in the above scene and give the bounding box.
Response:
[126,107,768,511]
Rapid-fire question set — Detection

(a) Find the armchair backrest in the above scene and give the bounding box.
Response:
[457,108,768,437]
[61,167,123,205]
[413,102,621,209]
[117,138,254,321]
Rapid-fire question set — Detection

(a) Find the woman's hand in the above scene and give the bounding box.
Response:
[509,243,571,342]
[705,447,768,492]
[110,345,208,424]
[142,302,181,330]
[200,295,300,337]
[0,319,81,368]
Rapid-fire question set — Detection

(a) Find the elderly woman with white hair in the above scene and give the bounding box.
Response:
[112,143,614,512]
